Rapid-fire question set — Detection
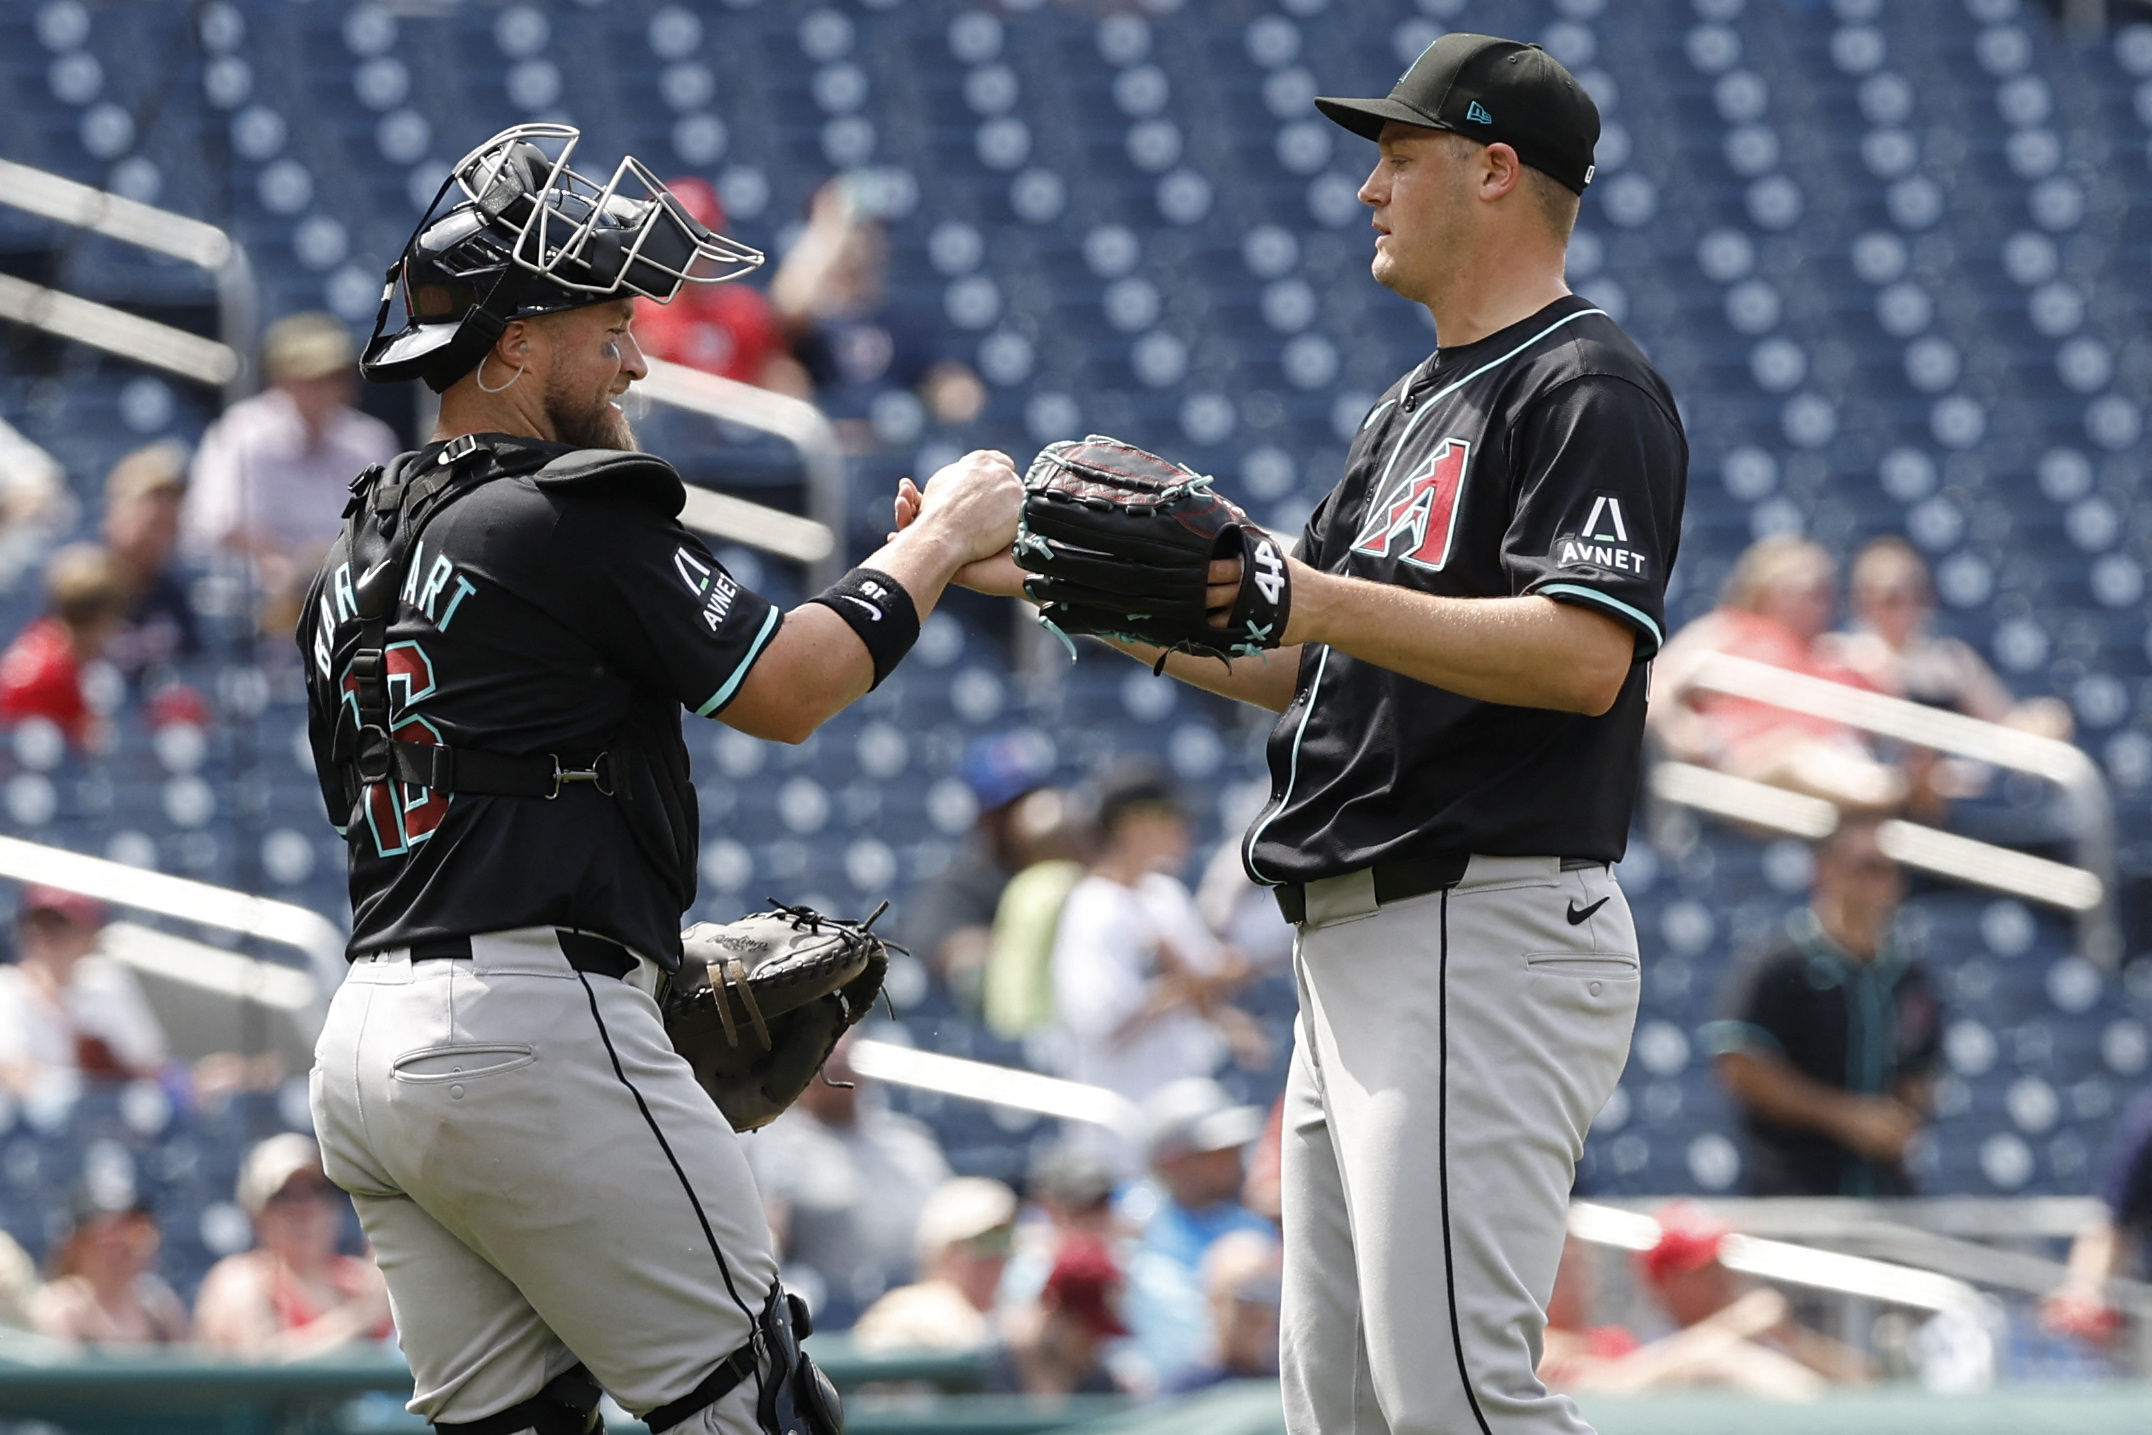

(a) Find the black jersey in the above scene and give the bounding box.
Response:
[1702,909,1943,1196]
[300,437,780,964]
[1243,295,1686,884]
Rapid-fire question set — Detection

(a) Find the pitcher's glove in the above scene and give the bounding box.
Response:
[1015,435,1291,665]
[664,901,891,1133]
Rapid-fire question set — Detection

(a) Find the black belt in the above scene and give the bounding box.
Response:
[1273,855,1606,925]
[406,930,639,981]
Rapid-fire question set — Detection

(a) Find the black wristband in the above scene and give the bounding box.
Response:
[809,566,920,689]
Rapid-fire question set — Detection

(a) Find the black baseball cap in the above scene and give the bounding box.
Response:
[1316,33,1600,195]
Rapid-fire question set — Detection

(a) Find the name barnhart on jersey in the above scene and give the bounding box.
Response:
[310,545,478,678]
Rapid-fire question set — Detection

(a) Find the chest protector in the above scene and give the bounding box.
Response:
[324,435,702,915]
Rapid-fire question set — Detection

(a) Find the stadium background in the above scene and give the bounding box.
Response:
[3,0,2152,1428]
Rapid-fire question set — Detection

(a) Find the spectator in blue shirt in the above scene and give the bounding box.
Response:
[1138,1078,1275,1275]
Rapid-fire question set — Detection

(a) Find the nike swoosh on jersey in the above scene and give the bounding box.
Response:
[1566,897,1610,925]
[840,595,884,622]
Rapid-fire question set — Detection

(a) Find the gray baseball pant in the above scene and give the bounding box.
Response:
[1279,856,1640,1435]
[311,927,775,1434]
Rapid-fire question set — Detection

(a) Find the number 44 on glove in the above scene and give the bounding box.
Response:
[1014,435,1292,667]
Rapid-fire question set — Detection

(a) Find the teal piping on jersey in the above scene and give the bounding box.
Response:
[694,607,781,717]
[1242,307,1608,888]
[1243,644,1331,886]
[1537,583,1664,650]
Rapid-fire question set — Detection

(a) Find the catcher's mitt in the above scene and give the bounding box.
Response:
[664,901,891,1133]
[1015,435,1291,665]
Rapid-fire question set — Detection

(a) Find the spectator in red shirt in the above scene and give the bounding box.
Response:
[193,1134,392,1357]
[632,178,813,398]
[992,1232,1132,1396]
[1650,535,1906,814]
[0,543,126,751]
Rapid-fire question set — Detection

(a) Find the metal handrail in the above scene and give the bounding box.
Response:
[0,835,344,1015]
[0,158,251,399]
[1680,653,2120,965]
[635,359,847,588]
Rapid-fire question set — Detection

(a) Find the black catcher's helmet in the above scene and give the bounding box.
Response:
[362,124,764,391]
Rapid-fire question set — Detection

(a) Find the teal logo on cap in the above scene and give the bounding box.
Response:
[1466,100,1494,124]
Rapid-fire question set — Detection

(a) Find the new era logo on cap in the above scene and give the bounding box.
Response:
[1466,100,1494,124]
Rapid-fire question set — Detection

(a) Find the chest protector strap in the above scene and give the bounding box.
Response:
[336,435,614,818]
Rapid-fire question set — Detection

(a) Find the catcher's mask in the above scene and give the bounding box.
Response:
[361,123,764,392]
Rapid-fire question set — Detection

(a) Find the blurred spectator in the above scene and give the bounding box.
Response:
[1049,764,1252,1167]
[1194,839,1296,979]
[1537,1235,1640,1391]
[852,1177,1017,1353]
[31,1186,187,1346]
[2042,1086,2152,1347]
[99,442,200,680]
[1580,1203,1871,1397]
[983,786,1091,1042]
[1822,536,2073,821]
[632,178,812,397]
[0,887,164,1108]
[1704,823,1942,1196]
[1826,538,2069,735]
[1138,1079,1274,1277]
[1005,1141,1122,1312]
[1650,536,1905,814]
[1161,1230,1283,1393]
[0,543,126,751]
[183,312,399,631]
[0,416,73,592]
[194,1134,391,1355]
[1121,1079,1271,1387]
[1241,1096,1285,1224]
[903,731,1055,1003]
[768,179,987,446]
[743,1030,950,1328]
[990,1232,1131,1397]
[0,1228,34,1332]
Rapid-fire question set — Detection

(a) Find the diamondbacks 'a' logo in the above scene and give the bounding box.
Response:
[1351,437,1471,570]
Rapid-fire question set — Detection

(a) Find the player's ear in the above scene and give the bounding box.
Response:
[1480,142,1524,202]
[495,319,535,372]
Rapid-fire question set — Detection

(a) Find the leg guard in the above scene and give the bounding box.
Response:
[644,1283,841,1435]
[434,1363,605,1435]
[755,1285,842,1435]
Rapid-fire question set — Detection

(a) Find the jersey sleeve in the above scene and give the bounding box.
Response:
[1701,948,1793,1060]
[554,499,783,719]
[1500,374,1686,660]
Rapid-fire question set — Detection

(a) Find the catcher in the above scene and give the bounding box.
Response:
[301,126,1017,1435]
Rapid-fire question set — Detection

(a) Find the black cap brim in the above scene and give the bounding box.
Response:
[1314,95,1450,142]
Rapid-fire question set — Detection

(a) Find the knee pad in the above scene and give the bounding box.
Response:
[434,1363,604,1435]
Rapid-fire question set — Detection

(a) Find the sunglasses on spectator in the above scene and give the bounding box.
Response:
[267,1175,338,1207]
[958,1224,1015,1258]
